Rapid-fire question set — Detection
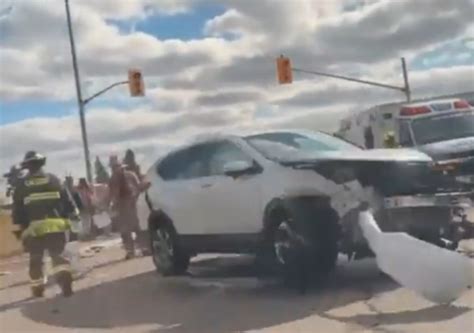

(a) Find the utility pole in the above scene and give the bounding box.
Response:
[65,0,93,183]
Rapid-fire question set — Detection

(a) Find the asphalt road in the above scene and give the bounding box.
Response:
[1,246,473,333]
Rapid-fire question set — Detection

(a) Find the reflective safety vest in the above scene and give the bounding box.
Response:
[21,218,71,239]
[24,191,61,205]
[12,171,76,237]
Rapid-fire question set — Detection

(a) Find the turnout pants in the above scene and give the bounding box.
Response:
[26,232,70,288]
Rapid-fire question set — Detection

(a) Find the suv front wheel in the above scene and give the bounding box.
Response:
[258,202,339,290]
[150,221,190,276]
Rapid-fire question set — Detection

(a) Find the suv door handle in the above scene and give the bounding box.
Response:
[201,183,213,188]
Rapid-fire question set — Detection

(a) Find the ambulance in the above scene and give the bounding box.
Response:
[337,98,474,188]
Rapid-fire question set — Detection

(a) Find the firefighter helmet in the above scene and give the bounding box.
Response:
[21,151,46,168]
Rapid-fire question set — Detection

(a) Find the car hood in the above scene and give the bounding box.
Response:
[418,137,474,159]
[280,148,432,165]
[279,148,465,196]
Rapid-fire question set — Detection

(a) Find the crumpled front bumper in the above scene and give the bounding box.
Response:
[333,182,474,255]
[383,191,473,209]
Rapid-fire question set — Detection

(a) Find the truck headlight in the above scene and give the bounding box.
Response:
[432,160,461,173]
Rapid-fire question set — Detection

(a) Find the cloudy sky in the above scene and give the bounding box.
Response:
[0,0,473,181]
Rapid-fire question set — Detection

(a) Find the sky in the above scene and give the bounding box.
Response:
[0,0,473,182]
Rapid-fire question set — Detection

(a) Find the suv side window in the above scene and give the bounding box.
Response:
[207,141,253,176]
[399,121,413,147]
[157,149,189,180]
[157,145,208,181]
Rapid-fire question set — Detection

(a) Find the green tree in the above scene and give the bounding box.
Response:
[94,156,110,184]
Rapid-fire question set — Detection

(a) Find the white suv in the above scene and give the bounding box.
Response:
[138,130,469,278]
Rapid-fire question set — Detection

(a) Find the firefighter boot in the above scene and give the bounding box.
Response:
[57,271,74,297]
[31,285,45,298]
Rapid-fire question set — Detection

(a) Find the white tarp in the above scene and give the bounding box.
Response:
[359,211,473,304]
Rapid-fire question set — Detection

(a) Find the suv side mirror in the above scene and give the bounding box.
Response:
[223,160,256,177]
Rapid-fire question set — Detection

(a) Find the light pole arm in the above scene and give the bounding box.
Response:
[292,68,406,92]
[291,57,412,102]
[82,81,129,106]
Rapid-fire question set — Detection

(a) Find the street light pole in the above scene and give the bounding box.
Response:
[65,0,93,184]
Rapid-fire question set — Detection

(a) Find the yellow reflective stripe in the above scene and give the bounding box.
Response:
[52,264,71,275]
[24,191,60,204]
[30,278,45,286]
[22,218,71,238]
[25,177,49,187]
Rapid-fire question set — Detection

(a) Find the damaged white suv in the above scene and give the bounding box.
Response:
[138,130,471,277]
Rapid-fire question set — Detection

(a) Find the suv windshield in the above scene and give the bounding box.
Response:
[245,131,360,161]
[411,110,474,145]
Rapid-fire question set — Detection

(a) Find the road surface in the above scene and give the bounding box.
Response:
[1,244,473,333]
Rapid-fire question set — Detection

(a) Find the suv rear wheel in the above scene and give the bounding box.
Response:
[150,221,190,276]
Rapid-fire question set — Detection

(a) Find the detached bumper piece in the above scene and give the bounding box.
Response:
[359,211,473,304]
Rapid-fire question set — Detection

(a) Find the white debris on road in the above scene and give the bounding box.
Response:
[359,211,474,304]
[79,237,122,258]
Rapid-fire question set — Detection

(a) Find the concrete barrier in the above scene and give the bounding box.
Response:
[0,211,22,258]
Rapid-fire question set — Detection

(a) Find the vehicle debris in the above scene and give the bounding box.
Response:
[359,210,473,304]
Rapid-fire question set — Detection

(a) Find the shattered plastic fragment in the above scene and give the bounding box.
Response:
[359,211,473,304]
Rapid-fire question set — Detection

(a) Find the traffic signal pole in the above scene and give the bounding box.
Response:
[401,57,411,102]
[65,0,93,184]
[288,57,412,102]
[82,81,129,106]
[65,1,141,183]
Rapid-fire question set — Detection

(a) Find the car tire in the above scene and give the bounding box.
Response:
[258,202,339,289]
[149,221,190,276]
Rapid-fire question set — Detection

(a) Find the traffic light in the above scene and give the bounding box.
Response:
[128,69,145,97]
[276,55,293,84]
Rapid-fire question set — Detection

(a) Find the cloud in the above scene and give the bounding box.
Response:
[161,0,474,95]
[194,89,264,107]
[313,0,474,63]
[3,0,471,101]
[204,9,258,38]
[1,0,474,182]
[0,0,242,101]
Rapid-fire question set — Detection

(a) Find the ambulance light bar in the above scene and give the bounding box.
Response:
[453,100,470,109]
[399,106,431,116]
[400,99,471,117]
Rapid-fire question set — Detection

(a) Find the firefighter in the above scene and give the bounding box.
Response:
[3,165,23,198]
[383,131,399,148]
[12,151,78,298]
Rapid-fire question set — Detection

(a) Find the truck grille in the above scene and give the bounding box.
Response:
[445,149,474,160]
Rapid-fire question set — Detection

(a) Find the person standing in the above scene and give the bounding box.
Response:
[108,155,143,259]
[383,131,399,148]
[12,151,78,297]
[76,178,96,239]
[123,149,141,179]
[122,149,151,256]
